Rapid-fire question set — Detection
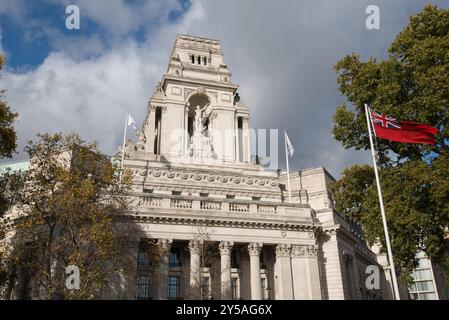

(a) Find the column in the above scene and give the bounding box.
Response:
[275,244,294,299]
[147,105,156,153]
[219,241,234,299]
[291,244,322,300]
[242,115,250,163]
[184,105,189,155]
[235,116,240,162]
[125,239,140,299]
[189,240,201,299]
[248,242,263,300]
[157,238,172,300]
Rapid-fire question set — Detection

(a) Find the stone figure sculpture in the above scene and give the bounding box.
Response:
[194,103,210,134]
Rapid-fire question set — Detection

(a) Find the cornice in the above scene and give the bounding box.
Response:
[123,212,320,232]
[162,75,239,92]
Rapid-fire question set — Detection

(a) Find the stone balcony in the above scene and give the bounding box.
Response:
[128,193,318,229]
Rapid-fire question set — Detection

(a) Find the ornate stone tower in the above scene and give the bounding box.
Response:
[133,34,250,164]
[118,35,392,301]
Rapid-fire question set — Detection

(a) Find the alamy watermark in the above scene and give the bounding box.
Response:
[65,265,80,290]
[65,5,80,30]
[365,265,380,290]
[365,5,380,30]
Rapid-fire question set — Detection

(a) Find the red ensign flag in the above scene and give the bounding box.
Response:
[370,109,438,145]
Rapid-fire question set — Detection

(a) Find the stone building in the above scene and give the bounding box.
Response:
[118,34,394,300]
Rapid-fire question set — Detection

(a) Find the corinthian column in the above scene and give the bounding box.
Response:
[275,243,293,299]
[189,240,201,299]
[219,241,234,299]
[157,239,172,300]
[248,242,263,300]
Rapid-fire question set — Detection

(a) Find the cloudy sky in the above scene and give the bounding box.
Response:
[0,0,448,177]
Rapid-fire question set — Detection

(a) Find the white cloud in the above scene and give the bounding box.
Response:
[2,0,449,177]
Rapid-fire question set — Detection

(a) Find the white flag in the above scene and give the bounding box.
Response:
[285,131,294,158]
[127,114,137,131]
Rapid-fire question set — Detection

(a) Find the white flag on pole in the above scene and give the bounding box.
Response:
[285,131,294,157]
[127,114,137,131]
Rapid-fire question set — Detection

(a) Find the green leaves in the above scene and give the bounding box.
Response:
[331,5,449,282]
[0,54,18,159]
[6,133,133,299]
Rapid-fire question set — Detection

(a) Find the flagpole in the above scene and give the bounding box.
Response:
[284,131,292,202]
[364,104,400,300]
[120,112,128,183]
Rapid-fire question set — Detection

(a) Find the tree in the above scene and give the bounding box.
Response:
[1,133,134,299]
[185,225,220,300]
[0,54,17,159]
[331,5,449,282]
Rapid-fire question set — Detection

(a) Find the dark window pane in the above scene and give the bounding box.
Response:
[137,276,151,300]
[168,276,180,300]
[169,248,182,267]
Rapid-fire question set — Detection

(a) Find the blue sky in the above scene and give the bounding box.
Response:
[0,0,448,177]
[1,0,191,69]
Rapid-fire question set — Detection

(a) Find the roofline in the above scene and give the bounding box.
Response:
[176,34,221,43]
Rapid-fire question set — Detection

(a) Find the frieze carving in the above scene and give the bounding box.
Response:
[157,238,173,254]
[275,244,292,257]
[291,245,317,257]
[184,87,218,104]
[149,105,167,113]
[132,168,280,188]
[219,241,234,256]
[248,243,263,256]
[342,250,353,262]
[189,240,201,255]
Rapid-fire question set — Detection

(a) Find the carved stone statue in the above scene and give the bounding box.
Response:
[194,104,210,134]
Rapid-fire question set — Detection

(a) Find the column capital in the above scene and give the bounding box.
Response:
[219,241,234,256]
[291,244,317,257]
[276,243,292,258]
[189,240,201,255]
[248,242,263,257]
[157,238,172,254]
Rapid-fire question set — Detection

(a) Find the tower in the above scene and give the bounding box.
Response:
[134,34,250,164]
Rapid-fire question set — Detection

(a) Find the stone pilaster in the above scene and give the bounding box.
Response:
[157,238,172,300]
[291,244,322,300]
[189,240,201,299]
[275,244,294,299]
[147,104,156,153]
[234,116,240,162]
[242,115,250,162]
[219,241,234,299]
[248,242,263,300]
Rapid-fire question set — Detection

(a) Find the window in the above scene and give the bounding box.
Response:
[169,248,182,267]
[191,55,195,64]
[261,278,267,299]
[154,107,162,154]
[226,195,235,199]
[231,278,239,300]
[172,191,182,196]
[231,250,239,268]
[202,56,207,65]
[414,269,432,280]
[137,276,151,300]
[137,251,150,267]
[143,188,153,194]
[407,254,438,300]
[168,276,180,300]
[197,56,201,64]
[201,276,210,299]
[252,196,261,201]
[199,193,209,197]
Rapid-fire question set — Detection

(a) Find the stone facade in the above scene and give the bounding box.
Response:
[115,34,394,300]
